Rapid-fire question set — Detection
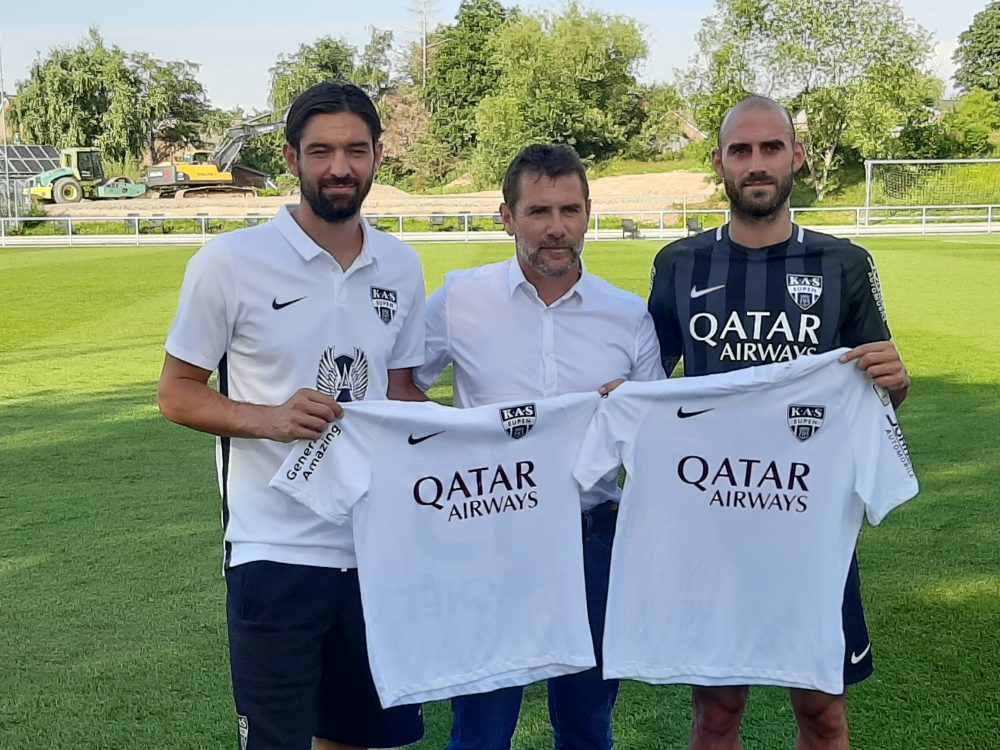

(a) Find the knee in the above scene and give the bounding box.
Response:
[692,687,748,736]
[791,692,848,740]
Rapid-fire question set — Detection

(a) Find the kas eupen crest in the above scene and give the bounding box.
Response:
[786,274,823,310]
[371,286,398,325]
[317,347,369,402]
[499,403,537,440]
[787,404,826,441]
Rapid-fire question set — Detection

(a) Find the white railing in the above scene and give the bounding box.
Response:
[0,204,995,247]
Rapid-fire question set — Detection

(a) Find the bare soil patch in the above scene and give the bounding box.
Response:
[42,171,716,218]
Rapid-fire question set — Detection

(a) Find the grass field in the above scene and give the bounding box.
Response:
[2,236,999,749]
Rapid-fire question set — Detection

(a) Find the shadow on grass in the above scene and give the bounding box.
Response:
[1,373,997,748]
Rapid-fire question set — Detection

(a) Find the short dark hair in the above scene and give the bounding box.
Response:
[502,143,589,209]
[285,81,382,152]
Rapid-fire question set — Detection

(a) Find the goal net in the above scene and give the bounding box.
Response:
[865,159,1000,216]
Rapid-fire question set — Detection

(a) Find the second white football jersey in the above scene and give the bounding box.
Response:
[270,392,601,707]
[574,349,918,695]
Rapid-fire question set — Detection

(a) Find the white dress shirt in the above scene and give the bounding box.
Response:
[415,257,664,510]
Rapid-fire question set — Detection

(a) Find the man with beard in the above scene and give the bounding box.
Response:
[158,81,426,750]
[647,96,910,749]
[414,143,664,750]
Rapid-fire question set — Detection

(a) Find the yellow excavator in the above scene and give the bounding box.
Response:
[144,110,287,198]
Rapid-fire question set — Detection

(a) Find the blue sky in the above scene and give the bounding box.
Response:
[0,0,986,111]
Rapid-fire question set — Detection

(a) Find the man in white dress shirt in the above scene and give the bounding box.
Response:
[415,143,664,750]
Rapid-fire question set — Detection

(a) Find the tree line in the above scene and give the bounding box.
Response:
[9,0,1000,201]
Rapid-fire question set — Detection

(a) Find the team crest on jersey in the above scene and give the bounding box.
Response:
[371,287,398,324]
[317,347,369,402]
[787,404,826,441]
[786,274,823,310]
[237,715,249,750]
[499,403,537,439]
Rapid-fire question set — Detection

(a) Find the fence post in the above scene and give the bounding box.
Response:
[659,211,665,240]
[67,217,73,246]
[1,216,5,248]
[921,206,927,235]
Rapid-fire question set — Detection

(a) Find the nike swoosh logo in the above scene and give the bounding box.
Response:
[677,407,714,419]
[691,284,726,299]
[850,642,871,664]
[408,431,445,445]
[272,296,306,310]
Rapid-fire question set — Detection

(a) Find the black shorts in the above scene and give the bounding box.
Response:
[225,561,424,750]
[841,552,874,687]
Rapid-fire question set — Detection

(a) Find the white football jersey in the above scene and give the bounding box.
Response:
[574,349,918,695]
[270,392,601,707]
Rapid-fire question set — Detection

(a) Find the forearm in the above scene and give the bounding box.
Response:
[158,376,276,439]
[388,368,429,402]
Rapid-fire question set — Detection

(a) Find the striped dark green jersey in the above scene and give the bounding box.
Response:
[648,224,892,377]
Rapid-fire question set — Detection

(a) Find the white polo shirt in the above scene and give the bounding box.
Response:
[574,349,919,694]
[165,206,425,569]
[270,393,600,707]
[414,258,664,510]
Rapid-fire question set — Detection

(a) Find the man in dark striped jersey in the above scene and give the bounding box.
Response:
[648,96,911,750]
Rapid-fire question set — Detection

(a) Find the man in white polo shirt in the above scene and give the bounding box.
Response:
[158,82,425,750]
[414,143,664,750]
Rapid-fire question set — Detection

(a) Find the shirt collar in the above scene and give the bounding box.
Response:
[274,205,377,271]
[505,256,590,304]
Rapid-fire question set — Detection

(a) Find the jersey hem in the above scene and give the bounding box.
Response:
[226,542,357,570]
[376,655,597,707]
[602,665,842,695]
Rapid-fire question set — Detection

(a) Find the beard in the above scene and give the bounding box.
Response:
[515,236,584,278]
[300,172,374,224]
[724,169,793,220]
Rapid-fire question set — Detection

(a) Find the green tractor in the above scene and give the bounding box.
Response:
[25,148,147,204]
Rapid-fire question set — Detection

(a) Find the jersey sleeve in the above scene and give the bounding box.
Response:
[268,411,377,525]
[164,241,235,371]
[630,310,667,382]
[841,245,892,347]
[573,389,645,491]
[388,266,427,370]
[851,380,919,525]
[413,282,450,391]
[647,246,683,375]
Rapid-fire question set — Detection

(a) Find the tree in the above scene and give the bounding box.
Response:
[11,29,211,163]
[12,29,145,161]
[942,88,1000,155]
[684,0,931,199]
[471,3,648,184]
[130,54,210,163]
[355,28,395,102]
[954,2,1000,101]
[629,85,692,158]
[424,0,512,158]
[268,37,357,110]
[378,86,434,184]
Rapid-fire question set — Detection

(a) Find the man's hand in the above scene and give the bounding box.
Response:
[840,341,910,407]
[599,379,625,397]
[267,388,344,442]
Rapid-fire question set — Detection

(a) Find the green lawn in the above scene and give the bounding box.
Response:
[2,236,999,749]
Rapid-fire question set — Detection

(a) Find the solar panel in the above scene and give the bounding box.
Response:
[0,144,61,178]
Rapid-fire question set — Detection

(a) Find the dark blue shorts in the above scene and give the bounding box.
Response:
[225,561,424,750]
[842,552,874,687]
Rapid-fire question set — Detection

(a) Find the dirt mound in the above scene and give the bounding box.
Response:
[41,171,716,218]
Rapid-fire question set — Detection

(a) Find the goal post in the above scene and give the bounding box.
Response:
[864,159,1000,223]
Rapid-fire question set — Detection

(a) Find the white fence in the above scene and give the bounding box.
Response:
[0,204,996,247]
